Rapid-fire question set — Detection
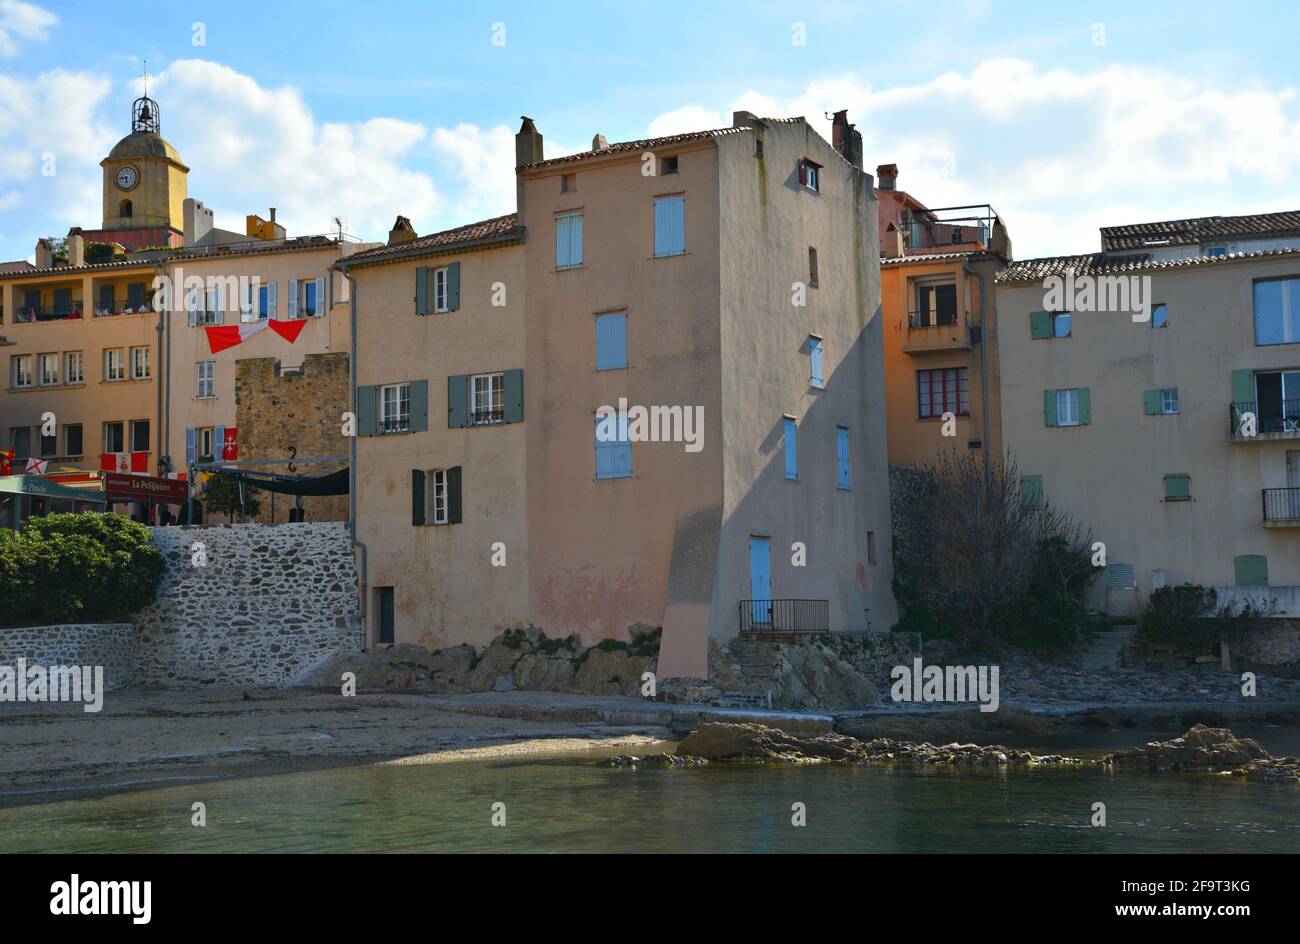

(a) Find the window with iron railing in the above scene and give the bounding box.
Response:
[471,373,505,425]
[379,382,411,433]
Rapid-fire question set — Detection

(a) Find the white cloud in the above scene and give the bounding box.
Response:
[0,0,56,58]
[430,122,516,219]
[654,59,1300,256]
[647,105,724,139]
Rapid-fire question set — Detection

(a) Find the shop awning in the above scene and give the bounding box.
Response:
[0,475,108,504]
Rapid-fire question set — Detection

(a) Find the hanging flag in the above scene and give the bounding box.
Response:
[204,320,270,355]
[24,457,47,474]
[0,448,12,476]
[99,452,149,474]
[221,427,238,461]
[267,319,308,344]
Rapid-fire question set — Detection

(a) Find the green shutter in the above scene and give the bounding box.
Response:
[409,379,428,432]
[411,469,426,525]
[447,374,468,428]
[1143,389,1162,415]
[447,466,463,524]
[1078,387,1091,425]
[1020,475,1044,508]
[1043,389,1058,427]
[415,266,428,315]
[503,368,524,423]
[1163,473,1190,501]
[356,385,377,436]
[1230,368,1254,408]
[1030,310,1052,340]
[1234,554,1268,587]
[447,261,461,312]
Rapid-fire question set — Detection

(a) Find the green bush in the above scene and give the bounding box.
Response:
[0,512,164,627]
[1136,584,1275,650]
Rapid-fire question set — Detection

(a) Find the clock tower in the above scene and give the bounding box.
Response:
[98,92,189,247]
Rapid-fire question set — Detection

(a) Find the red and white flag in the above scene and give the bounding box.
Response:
[24,457,47,474]
[204,319,308,355]
[100,451,149,474]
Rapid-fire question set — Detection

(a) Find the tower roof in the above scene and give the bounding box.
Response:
[104,130,187,168]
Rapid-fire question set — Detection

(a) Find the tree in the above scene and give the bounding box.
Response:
[202,473,262,522]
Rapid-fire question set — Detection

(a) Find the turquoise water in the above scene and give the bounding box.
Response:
[0,731,1297,853]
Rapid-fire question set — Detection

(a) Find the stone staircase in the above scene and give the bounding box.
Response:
[719,637,783,706]
[1081,626,1137,672]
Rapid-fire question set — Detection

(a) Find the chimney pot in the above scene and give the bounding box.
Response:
[270,207,276,222]
[592,133,609,151]
[732,110,759,128]
[876,163,898,191]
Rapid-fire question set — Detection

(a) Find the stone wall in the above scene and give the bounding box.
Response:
[0,623,136,690]
[134,522,359,685]
[234,352,349,524]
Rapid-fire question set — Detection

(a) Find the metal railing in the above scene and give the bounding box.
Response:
[1230,399,1300,437]
[379,417,410,434]
[13,304,84,322]
[1263,487,1300,522]
[471,408,505,425]
[907,308,963,329]
[95,300,153,317]
[737,599,830,635]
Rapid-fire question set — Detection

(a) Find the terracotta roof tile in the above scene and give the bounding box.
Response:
[343,213,524,266]
[997,246,1300,284]
[1100,210,1300,250]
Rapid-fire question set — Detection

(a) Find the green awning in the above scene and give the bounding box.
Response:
[0,475,108,505]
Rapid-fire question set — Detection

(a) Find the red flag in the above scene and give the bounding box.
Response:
[131,450,149,473]
[1,448,13,476]
[99,452,118,472]
[221,428,238,461]
[267,319,307,344]
[204,321,269,354]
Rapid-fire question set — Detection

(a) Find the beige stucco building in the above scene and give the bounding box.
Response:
[346,111,897,678]
[997,210,1300,617]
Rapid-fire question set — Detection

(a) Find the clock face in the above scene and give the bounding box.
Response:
[116,166,138,191]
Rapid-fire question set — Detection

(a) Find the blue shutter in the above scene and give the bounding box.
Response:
[654,196,685,257]
[784,418,797,480]
[447,375,468,428]
[185,427,196,466]
[409,379,428,432]
[557,213,583,268]
[503,369,524,423]
[595,313,627,370]
[595,413,632,479]
[356,385,377,436]
[415,266,428,315]
[810,338,824,387]
[836,427,849,490]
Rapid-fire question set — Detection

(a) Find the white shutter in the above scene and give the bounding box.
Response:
[216,282,227,324]
[288,279,299,319]
[314,277,327,316]
[240,281,254,323]
[268,280,277,319]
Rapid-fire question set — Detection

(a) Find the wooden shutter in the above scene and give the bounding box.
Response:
[287,279,298,319]
[1078,387,1091,425]
[268,280,277,318]
[1143,389,1162,415]
[784,419,797,479]
[1029,310,1052,340]
[314,277,327,316]
[409,379,428,432]
[654,196,685,256]
[1233,554,1268,587]
[447,262,461,311]
[798,160,808,186]
[1020,475,1044,507]
[447,466,462,524]
[213,426,225,462]
[1043,389,1058,427]
[185,427,196,466]
[356,384,377,436]
[127,283,144,310]
[1163,473,1190,501]
[415,265,428,315]
[503,369,524,423]
[411,469,426,525]
[1231,368,1255,408]
[447,374,468,428]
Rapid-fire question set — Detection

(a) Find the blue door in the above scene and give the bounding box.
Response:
[748,537,772,625]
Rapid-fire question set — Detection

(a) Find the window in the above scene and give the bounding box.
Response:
[471,373,505,425]
[103,421,125,453]
[1030,309,1071,340]
[302,279,318,317]
[808,247,819,288]
[1246,369,1300,432]
[199,286,221,325]
[433,267,449,312]
[595,313,628,370]
[130,345,150,380]
[917,367,969,418]
[1106,563,1137,590]
[913,278,957,327]
[809,337,824,388]
[1161,388,1179,414]
[198,427,215,461]
[126,282,146,311]
[197,360,215,398]
[257,283,274,321]
[654,195,685,257]
[561,173,576,193]
[39,429,56,456]
[104,349,125,382]
[11,354,31,388]
[412,467,461,526]
[1205,246,1228,258]
[38,353,57,386]
[1253,277,1300,346]
[10,427,30,459]
[556,212,583,269]
[799,159,820,192]
[119,199,132,218]
[661,156,678,175]
[595,410,632,479]
[1045,387,1090,427]
[836,426,850,490]
[1234,554,1268,587]
[379,382,411,434]
[1052,311,1072,338]
[130,419,150,453]
[1151,303,1168,328]
[783,417,798,480]
[428,469,449,525]
[97,285,115,315]
[65,424,82,457]
[1163,472,1190,501]
[1020,475,1044,508]
[65,351,84,385]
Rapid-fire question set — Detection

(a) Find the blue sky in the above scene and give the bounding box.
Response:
[2,0,1299,260]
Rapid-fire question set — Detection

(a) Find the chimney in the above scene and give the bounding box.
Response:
[270,207,277,223]
[592,133,609,151]
[884,223,904,259]
[68,232,84,267]
[515,116,544,222]
[831,110,864,170]
[388,215,416,246]
[35,238,53,268]
[877,163,898,191]
[732,110,758,128]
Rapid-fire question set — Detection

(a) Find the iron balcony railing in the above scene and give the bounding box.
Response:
[379,417,410,434]
[13,303,84,322]
[95,300,154,317]
[907,308,963,329]
[471,408,505,425]
[1230,399,1300,437]
[1263,487,1300,522]
[738,598,830,635]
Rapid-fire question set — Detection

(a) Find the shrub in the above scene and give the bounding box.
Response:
[1137,584,1276,650]
[1,512,164,626]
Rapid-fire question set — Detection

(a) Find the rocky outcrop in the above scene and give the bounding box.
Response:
[1101,723,1300,781]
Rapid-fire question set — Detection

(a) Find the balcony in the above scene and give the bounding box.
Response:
[738,598,830,638]
[12,303,84,323]
[1262,487,1300,527]
[95,300,154,318]
[1229,399,1300,442]
[903,310,972,354]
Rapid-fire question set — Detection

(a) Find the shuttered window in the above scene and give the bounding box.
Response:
[653,195,685,257]
[784,417,798,481]
[918,368,969,418]
[595,313,627,370]
[1045,387,1090,426]
[1020,475,1044,508]
[809,337,825,388]
[595,411,632,479]
[1106,563,1137,590]
[1234,554,1268,587]
[556,213,583,269]
[1163,473,1191,501]
[836,426,850,490]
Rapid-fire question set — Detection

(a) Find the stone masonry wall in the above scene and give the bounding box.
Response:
[234,352,350,524]
[0,623,136,690]
[134,522,359,685]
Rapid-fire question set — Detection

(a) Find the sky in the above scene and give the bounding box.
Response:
[1,0,1299,262]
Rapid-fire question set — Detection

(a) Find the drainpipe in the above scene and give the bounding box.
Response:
[154,264,167,488]
[964,256,992,499]
[337,261,368,650]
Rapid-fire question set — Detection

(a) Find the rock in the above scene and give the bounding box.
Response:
[1102,724,1275,772]
[491,674,515,692]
